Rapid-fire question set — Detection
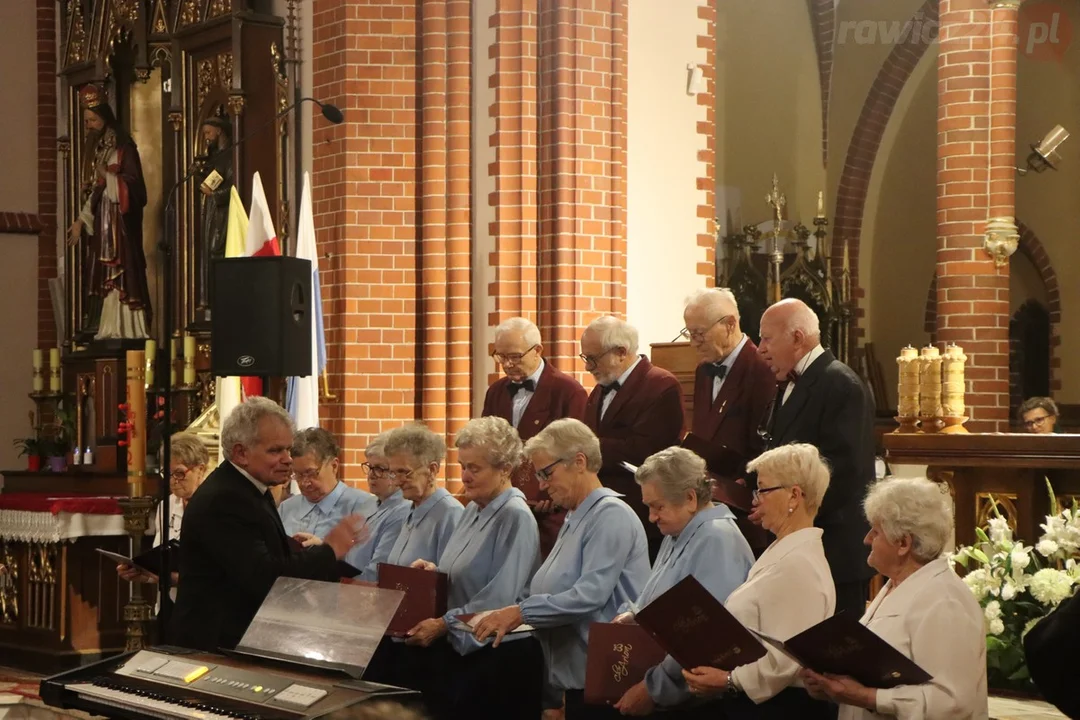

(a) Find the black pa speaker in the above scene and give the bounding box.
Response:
[211,256,312,377]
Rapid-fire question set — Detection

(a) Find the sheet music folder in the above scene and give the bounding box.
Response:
[95,539,180,577]
[231,577,404,679]
[752,612,933,689]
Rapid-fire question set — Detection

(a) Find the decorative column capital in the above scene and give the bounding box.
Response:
[984,216,1020,267]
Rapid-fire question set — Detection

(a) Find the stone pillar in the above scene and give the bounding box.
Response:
[935,0,1016,432]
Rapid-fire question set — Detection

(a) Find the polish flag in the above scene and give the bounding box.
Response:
[245,172,281,258]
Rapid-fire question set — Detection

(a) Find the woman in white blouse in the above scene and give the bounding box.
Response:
[681,443,835,719]
[802,477,988,720]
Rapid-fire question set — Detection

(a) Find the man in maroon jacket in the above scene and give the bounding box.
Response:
[481,317,587,557]
[580,316,683,560]
[681,288,777,553]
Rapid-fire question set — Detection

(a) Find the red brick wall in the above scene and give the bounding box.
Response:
[935,0,1012,432]
[696,1,717,286]
[38,0,58,348]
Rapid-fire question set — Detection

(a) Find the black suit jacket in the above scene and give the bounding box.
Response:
[585,356,684,545]
[171,461,339,651]
[482,361,587,556]
[767,349,874,583]
[1025,590,1080,718]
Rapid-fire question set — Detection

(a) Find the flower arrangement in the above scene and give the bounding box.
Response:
[950,481,1080,693]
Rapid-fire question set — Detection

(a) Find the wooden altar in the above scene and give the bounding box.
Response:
[883,433,1080,547]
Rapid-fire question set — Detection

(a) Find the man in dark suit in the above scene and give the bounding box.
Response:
[580,316,684,560]
[1025,588,1080,718]
[757,299,875,618]
[482,317,587,557]
[681,288,777,552]
[172,397,366,651]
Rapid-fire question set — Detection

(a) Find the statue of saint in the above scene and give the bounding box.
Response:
[196,114,234,318]
[66,84,152,340]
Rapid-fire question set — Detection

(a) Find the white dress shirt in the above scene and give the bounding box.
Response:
[725,527,836,703]
[782,344,826,405]
[230,461,271,495]
[839,558,988,720]
[601,355,643,420]
[512,360,545,428]
[712,334,749,402]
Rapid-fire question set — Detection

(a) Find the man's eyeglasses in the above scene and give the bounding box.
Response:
[361,462,391,477]
[578,347,617,367]
[1023,414,1054,429]
[674,315,731,343]
[535,458,569,483]
[493,345,539,365]
[752,485,786,501]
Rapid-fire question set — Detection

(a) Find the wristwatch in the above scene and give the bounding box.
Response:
[725,671,739,695]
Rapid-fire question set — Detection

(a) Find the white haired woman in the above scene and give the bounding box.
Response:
[681,443,835,719]
[611,447,755,718]
[802,477,987,719]
[407,416,541,719]
[473,418,651,720]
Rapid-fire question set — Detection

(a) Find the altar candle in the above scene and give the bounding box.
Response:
[817,190,824,217]
[183,335,195,361]
[145,339,157,388]
[170,338,177,359]
[49,347,61,392]
[32,349,42,370]
[183,335,196,386]
[49,347,60,368]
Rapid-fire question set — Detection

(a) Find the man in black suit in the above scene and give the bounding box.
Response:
[172,397,366,651]
[757,299,875,618]
[1025,589,1080,717]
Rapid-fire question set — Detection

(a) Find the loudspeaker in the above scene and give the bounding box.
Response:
[211,256,312,377]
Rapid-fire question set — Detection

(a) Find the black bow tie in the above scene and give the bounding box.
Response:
[600,380,621,398]
[705,363,728,380]
[507,379,536,397]
[786,371,799,384]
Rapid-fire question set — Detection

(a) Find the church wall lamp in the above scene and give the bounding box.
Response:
[1017,124,1070,176]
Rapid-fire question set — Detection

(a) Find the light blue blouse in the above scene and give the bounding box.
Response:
[437,486,540,656]
[520,487,650,697]
[623,503,755,707]
[346,490,411,582]
[382,487,463,571]
[278,481,378,538]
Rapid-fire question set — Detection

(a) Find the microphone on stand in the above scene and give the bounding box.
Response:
[154,96,342,634]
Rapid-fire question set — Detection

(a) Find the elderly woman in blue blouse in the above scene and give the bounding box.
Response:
[681,443,835,720]
[473,418,651,720]
[407,416,542,719]
[609,446,755,718]
[346,433,412,581]
[801,477,987,720]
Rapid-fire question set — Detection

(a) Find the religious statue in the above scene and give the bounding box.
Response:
[67,84,152,340]
[196,113,234,318]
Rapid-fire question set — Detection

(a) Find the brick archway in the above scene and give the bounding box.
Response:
[833,0,939,340]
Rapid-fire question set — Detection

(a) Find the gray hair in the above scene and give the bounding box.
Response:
[636,447,712,508]
[586,316,639,356]
[523,418,602,473]
[455,416,524,468]
[495,317,542,347]
[685,288,740,321]
[291,427,340,464]
[773,298,820,340]
[863,477,953,563]
[170,431,210,468]
[1018,396,1058,423]
[365,431,390,460]
[746,443,830,514]
[220,396,294,461]
[383,423,447,469]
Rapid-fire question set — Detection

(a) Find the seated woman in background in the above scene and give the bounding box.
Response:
[407,416,541,720]
[802,476,987,720]
[611,446,755,718]
[347,432,412,581]
[473,418,651,720]
[681,443,835,719]
[280,427,377,538]
[117,432,210,595]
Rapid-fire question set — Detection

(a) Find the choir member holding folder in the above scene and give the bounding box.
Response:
[801,477,987,719]
[472,419,651,720]
[406,417,542,719]
[609,447,754,717]
[681,444,835,719]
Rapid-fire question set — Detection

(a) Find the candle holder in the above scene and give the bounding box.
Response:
[940,416,969,434]
[894,416,920,434]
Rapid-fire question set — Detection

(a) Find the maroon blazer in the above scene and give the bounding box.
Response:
[688,338,777,483]
[584,356,684,550]
[482,360,587,557]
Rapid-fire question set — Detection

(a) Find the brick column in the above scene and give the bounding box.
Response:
[38,0,58,347]
[936,0,1015,431]
[537,0,629,380]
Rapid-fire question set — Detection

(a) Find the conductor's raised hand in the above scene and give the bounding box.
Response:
[323,514,369,558]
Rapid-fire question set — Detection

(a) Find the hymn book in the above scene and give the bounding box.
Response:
[584,622,667,705]
[200,169,223,192]
[680,433,754,512]
[752,612,933,689]
[96,539,179,577]
[378,563,449,637]
[634,575,766,671]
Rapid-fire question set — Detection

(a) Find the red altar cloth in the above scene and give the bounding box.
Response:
[0,493,124,515]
